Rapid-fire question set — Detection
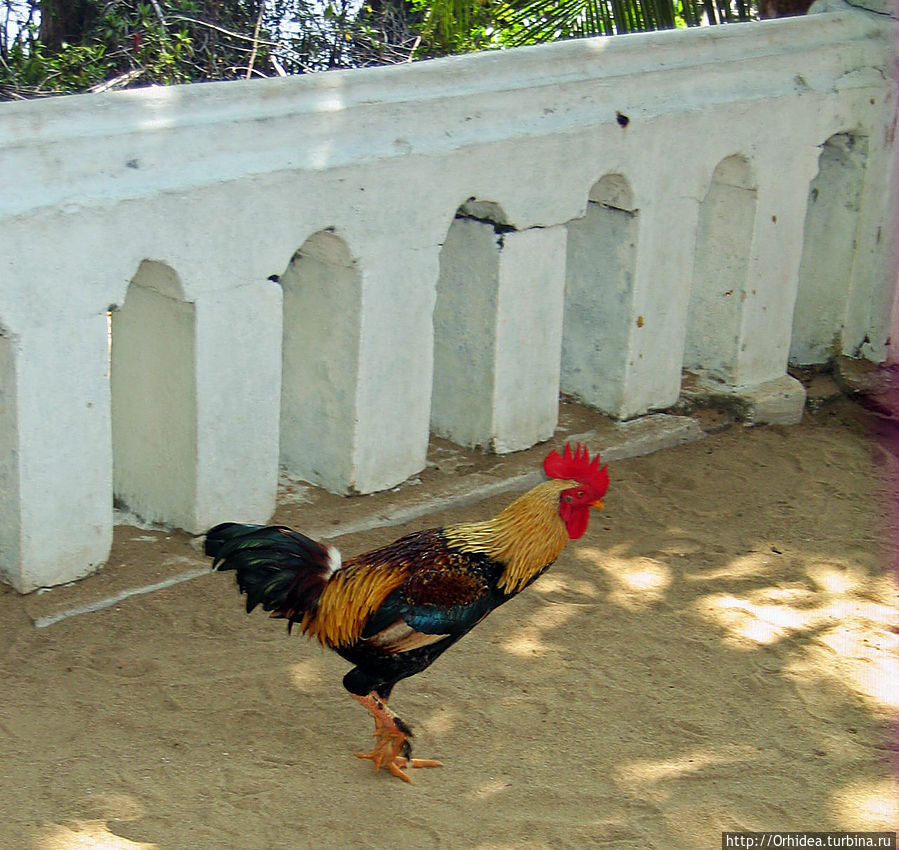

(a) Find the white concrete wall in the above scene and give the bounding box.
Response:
[432,214,566,452]
[0,1,895,590]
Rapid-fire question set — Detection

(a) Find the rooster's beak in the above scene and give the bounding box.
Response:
[590,499,604,510]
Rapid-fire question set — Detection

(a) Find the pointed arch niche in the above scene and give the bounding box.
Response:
[684,155,758,384]
[279,230,361,493]
[110,261,197,528]
[790,132,869,365]
[561,174,639,415]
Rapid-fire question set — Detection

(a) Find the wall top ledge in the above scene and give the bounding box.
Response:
[0,6,889,134]
[0,3,893,221]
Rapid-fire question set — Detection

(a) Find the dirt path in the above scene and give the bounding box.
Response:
[1,397,896,850]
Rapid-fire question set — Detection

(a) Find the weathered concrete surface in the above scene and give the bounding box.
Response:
[0,1,895,589]
[681,374,809,426]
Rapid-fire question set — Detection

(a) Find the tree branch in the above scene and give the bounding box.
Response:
[167,14,280,47]
[245,0,266,80]
[147,0,168,28]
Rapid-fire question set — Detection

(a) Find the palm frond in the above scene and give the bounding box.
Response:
[493,0,753,45]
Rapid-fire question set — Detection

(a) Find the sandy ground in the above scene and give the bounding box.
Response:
[1,394,897,850]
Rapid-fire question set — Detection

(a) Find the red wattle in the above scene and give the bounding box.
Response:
[564,507,590,540]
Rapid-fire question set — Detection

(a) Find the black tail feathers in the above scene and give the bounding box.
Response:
[205,522,340,630]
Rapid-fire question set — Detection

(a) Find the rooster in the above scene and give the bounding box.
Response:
[205,443,609,783]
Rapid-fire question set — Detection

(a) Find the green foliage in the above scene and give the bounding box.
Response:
[0,0,425,98]
[494,0,677,40]
[410,0,501,54]
[3,37,111,93]
[1,1,202,97]
[0,0,758,100]
[410,0,753,53]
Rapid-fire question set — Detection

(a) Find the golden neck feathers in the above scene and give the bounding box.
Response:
[443,479,573,595]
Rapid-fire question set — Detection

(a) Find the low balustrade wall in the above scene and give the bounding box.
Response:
[0,0,895,591]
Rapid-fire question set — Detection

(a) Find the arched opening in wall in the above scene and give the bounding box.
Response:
[279,230,361,493]
[561,174,638,415]
[0,324,18,577]
[110,261,197,528]
[684,154,757,384]
[790,132,869,365]
[431,199,511,449]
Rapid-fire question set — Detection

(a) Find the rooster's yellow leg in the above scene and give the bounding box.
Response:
[351,693,442,783]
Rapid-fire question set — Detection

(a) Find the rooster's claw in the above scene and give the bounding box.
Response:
[354,751,443,783]
[352,692,442,783]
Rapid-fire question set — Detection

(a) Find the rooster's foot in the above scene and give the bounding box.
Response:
[354,750,443,783]
[352,693,442,783]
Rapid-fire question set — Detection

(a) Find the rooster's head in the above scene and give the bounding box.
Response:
[544,443,609,540]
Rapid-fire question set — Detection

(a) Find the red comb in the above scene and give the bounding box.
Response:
[543,443,609,495]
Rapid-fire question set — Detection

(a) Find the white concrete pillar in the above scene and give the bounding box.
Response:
[0,318,113,592]
[734,151,821,388]
[614,190,701,420]
[684,148,820,424]
[432,217,566,452]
